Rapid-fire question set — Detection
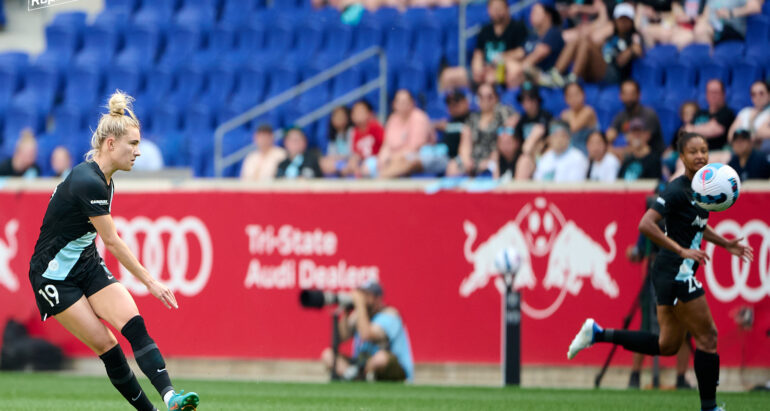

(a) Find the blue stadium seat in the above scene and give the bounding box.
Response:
[75,24,119,69]
[36,24,79,66]
[746,15,770,49]
[187,104,215,177]
[115,22,161,70]
[255,18,294,61]
[169,65,205,106]
[290,19,324,62]
[331,67,363,98]
[104,0,139,15]
[63,65,102,112]
[713,41,744,63]
[657,107,681,148]
[425,98,449,121]
[50,11,88,33]
[414,20,444,79]
[149,102,187,166]
[208,23,237,56]
[52,105,88,161]
[745,45,770,73]
[466,3,488,27]
[175,0,217,32]
[697,61,729,91]
[631,60,664,93]
[396,62,427,99]
[542,88,565,116]
[372,7,400,28]
[105,64,143,98]
[321,23,353,60]
[133,0,177,28]
[232,64,268,107]
[142,66,175,108]
[2,103,42,157]
[158,24,203,70]
[595,107,615,132]
[267,64,299,97]
[645,45,678,66]
[678,44,711,67]
[597,85,622,115]
[14,62,59,116]
[728,93,751,112]
[201,65,236,106]
[221,0,257,27]
[235,21,266,56]
[662,89,697,112]
[730,61,762,97]
[352,18,383,52]
[385,19,414,70]
[664,63,697,89]
[639,86,664,109]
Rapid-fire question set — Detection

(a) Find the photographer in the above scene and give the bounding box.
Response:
[320,281,414,383]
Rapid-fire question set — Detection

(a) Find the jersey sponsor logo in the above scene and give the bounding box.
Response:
[0,220,20,292]
[459,197,619,319]
[691,215,708,228]
[90,199,109,205]
[704,219,770,302]
[97,216,213,296]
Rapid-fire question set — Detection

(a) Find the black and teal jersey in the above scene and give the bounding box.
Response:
[29,161,114,281]
[650,175,710,280]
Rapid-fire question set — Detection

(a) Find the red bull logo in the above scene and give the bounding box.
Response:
[460,197,618,319]
[0,219,19,292]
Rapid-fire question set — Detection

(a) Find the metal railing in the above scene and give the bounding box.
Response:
[214,46,387,177]
[458,0,540,68]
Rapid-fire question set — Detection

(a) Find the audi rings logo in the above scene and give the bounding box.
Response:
[704,219,770,303]
[97,216,213,296]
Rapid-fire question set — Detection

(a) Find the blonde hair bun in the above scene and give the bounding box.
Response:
[108,90,134,117]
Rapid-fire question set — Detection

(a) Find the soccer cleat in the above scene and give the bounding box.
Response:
[168,390,199,411]
[567,318,601,360]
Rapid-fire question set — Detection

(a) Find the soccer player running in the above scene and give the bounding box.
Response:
[567,132,753,411]
[28,91,199,411]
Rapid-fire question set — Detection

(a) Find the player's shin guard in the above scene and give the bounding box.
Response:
[599,329,661,355]
[99,345,156,411]
[694,349,719,410]
[121,315,174,399]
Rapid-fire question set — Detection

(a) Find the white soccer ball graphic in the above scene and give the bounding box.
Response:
[691,163,741,212]
[495,247,521,275]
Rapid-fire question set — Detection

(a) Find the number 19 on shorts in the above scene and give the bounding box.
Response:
[38,284,60,307]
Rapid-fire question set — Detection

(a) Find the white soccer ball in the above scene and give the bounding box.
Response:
[691,163,741,212]
[495,247,521,275]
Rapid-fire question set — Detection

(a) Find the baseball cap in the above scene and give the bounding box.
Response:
[358,279,383,296]
[733,129,752,140]
[613,3,635,20]
[628,118,648,131]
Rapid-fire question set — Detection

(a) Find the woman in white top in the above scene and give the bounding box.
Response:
[533,119,589,182]
[586,130,620,182]
[240,124,287,181]
[728,80,770,153]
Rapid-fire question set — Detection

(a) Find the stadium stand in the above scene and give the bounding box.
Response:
[0,0,766,177]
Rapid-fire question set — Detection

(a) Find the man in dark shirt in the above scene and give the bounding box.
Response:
[472,0,528,85]
[607,79,664,156]
[436,90,471,160]
[515,86,553,143]
[684,79,735,151]
[728,129,770,180]
[618,118,663,181]
[276,128,323,179]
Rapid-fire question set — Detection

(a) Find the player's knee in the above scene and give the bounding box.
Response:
[658,336,683,356]
[121,315,154,348]
[695,327,718,352]
[367,351,390,371]
[92,335,119,356]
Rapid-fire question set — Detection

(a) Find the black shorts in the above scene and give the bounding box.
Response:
[355,351,407,382]
[29,260,118,321]
[652,269,705,306]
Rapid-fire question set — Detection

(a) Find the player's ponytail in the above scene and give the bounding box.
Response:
[86,90,141,161]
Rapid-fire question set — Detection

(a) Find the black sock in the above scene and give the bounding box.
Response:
[122,316,174,399]
[598,329,661,355]
[99,345,156,411]
[694,349,719,410]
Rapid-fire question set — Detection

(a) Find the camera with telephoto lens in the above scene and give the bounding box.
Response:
[299,290,354,309]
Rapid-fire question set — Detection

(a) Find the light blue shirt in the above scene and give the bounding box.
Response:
[354,310,414,382]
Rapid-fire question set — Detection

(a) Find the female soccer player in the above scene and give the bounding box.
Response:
[28,91,199,411]
[567,132,753,411]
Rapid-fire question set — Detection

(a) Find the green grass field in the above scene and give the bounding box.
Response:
[1,372,768,410]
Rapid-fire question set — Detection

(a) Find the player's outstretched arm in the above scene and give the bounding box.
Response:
[704,225,754,262]
[90,214,179,309]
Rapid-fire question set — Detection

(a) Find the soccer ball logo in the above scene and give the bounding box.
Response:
[521,197,565,257]
[692,163,741,212]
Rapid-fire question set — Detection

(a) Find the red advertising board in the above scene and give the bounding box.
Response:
[1,187,768,367]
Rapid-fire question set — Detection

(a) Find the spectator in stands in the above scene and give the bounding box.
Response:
[514,84,553,179]
[50,146,72,178]
[0,129,40,178]
[586,130,620,182]
[729,80,770,154]
[440,0,528,90]
[533,119,589,182]
[507,3,565,88]
[683,80,734,151]
[343,100,384,177]
[618,118,663,181]
[607,79,664,155]
[728,129,770,180]
[132,137,164,172]
[560,82,598,153]
[370,90,434,178]
[277,128,323,179]
[637,0,707,49]
[497,122,523,179]
[240,124,287,181]
[321,106,354,176]
[693,0,762,45]
[549,3,643,86]
[557,0,618,44]
[676,100,700,144]
[434,89,471,162]
[446,84,517,177]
